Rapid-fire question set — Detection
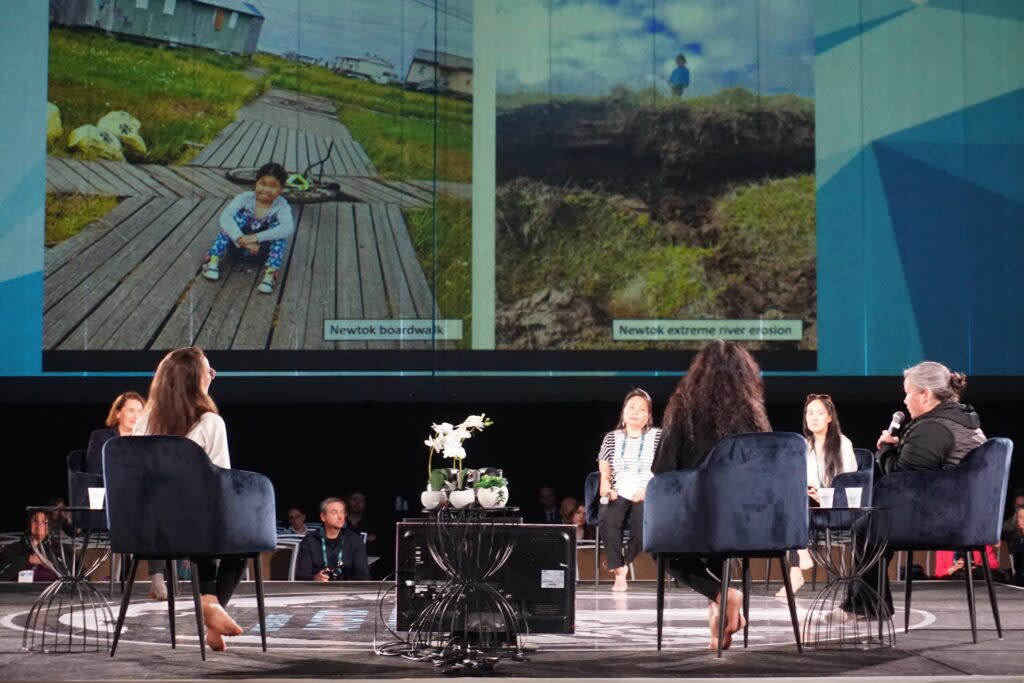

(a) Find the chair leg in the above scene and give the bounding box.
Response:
[964,550,978,644]
[764,558,771,590]
[253,556,268,652]
[779,553,803,653]
[979,550,1003,639]
[594,527,600,588]
[742,558,751,648]
[164,559,176,648]
[904,550,914,633]
[110,558,139,657]
[877,555,887,642]
[190,561,207,661]
[716,558,731,658]
[656,556,665,651]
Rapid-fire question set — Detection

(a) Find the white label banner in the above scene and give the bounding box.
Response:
[612,319,804,342]
[323,319,463,341]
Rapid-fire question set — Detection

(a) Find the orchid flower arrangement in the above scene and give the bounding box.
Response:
[424,414,493,489]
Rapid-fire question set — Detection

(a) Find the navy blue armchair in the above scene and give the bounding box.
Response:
[833,448,876,508]
[103,436,277,660]
[584,471,601,585]
[644,432,808,655]
[67,449,108,532]
[875,437,1013,642]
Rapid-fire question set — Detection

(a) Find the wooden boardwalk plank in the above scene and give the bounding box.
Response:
[385,203,437,319]
[269,204,320,350]
[64,159,126,196]
[142,164,203,197]
[96,161,153,196]
[110,161,173,196]
[242,122,276,169]
[205,118,256,168]
[69,199,222,350]
[45,196,176,310]
[309,134,335,177]
[335,203,367,350]
[371,204,430,349]
[353,203,396,350]
[223,120,266,169]
[45,159,87,194]
[271,124,290,169]
[45,197,200,349]
[45,195,151,276]
[384,180,434,203]
[193,260,260,349]
[99,199,225,349]
[294,130,312,176]
[54,159,109,195]
[191,120,240,165]
[284,127,299,175]
[302,201,339,351]
[231,205,302,350]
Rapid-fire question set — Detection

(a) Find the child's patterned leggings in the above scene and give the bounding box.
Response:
[208,231,286,270]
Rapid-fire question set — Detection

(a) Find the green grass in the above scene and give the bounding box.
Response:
[340,106,470,181]
[496,187,716,318]
[404,196,473,348]
[48,27,262,164]
[45,194,119,246]
[498,86,813,115]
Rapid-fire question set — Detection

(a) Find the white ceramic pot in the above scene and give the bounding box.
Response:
[448,489,476,509]
[476,486,509,508]
[421,489,448,510]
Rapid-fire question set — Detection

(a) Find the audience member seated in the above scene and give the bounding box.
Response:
[1005,506,1024,587]
[1002,488,1024,541]
[570,502,593,542]
[86,391,145,475]
[598,388,662,592]
[781,394,858,597]
[344,491,378,551]
[295,498,370,581]
[535,486,560,523]
[934,547,1000,579]
[0,511,58,583]
[285,506,309,535]
[559,496,579,525]
[45,497,75,536]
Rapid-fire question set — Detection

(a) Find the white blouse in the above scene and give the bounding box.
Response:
[133,411,231,469]
[806,434,857,488]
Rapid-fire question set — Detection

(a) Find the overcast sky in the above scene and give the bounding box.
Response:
[251,0,472,71]
[494,0,814,97]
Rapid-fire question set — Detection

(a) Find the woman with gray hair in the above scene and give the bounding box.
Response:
[876,360,985,473]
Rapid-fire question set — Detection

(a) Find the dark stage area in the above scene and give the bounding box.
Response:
[0,579,1022,679]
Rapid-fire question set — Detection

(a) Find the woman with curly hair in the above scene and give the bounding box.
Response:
[652,340,771,649]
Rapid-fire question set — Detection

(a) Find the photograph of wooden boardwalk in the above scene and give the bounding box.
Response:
[44,89,457,351]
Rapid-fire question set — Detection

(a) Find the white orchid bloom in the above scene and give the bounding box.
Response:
[442,444,466,460]
[432,422,454,435]
[461,414,486,430]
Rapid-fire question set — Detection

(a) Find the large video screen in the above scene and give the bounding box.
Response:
[4,0,1023,378]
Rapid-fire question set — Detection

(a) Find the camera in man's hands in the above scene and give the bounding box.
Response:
[327,565,345,581]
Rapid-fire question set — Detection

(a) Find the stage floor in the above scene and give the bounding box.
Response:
[0,579,1021,681]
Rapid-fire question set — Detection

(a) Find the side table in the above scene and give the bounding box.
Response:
[22,506,114,653]
[802,506,894,649]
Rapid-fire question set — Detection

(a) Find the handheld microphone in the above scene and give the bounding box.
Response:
[886,411,906,436]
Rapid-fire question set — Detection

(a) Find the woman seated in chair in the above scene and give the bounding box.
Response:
[86,391,146,474]
[597,388,661,592]
[652,340,771,649]
[780,394,858,597]
[133,347,241,651]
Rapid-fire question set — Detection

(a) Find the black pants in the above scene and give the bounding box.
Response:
[667,557,724,601]
[193,555,246,607]
[598,498,644,570]
[843,549,895,618]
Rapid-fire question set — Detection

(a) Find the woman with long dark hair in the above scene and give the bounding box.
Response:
[652,340,771,649]
[780,394,857,596]
[133,347,240,651]
[597,388,662,591]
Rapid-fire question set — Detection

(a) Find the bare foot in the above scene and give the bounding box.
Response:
[201,595,243,637]
[708,588,744,650]
[611,566,628,592]
[775,567,805,598]
[206,629,227,652]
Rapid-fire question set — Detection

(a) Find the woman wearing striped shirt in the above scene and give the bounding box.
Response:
[597,388,662,592]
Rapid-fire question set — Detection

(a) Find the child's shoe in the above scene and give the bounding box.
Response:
[257,267,277,294]
[201,256,220,281]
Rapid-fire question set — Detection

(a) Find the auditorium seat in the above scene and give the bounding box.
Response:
[644,432,808,656]
[875,437,1013,643]
[103,436,277,660]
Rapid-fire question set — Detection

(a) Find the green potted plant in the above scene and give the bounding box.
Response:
[474,474,509,508]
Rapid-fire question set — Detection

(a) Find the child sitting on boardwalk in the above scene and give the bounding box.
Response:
[201,162,294,294]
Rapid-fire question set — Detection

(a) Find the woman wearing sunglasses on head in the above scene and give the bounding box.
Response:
[779,394,858,597]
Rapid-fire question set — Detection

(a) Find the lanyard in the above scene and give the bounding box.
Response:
[321,534,344,570]
[619,430,646,474]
